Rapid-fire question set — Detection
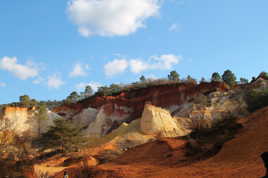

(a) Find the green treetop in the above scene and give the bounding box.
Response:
[211,72,222,82]
[168,70,180,81]
[222,70,237,87]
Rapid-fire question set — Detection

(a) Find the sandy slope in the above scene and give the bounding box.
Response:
[91,107,268,178]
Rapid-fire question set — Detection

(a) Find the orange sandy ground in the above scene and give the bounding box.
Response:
[90,107,268,178]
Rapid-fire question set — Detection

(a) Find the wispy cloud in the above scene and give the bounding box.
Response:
[47,74,64,89]
[0,82,6,87]
[70,63,88,77]
[168,23,180,32]
[32,77,44,84]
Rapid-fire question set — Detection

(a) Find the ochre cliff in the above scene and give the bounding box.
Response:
[54,82,229,120]
[0,107,36,137]
[0,106,60,138]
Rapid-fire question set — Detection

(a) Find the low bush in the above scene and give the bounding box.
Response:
[96,79,182,97]
[246,88,268,112]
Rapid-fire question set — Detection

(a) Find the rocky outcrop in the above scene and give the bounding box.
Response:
[172,90,249,129]
[140,104,190,137]
[51,82,230,137]
[0,106,60,138]
[0,107,37,137]
[85,104,132,137]
[53,105,78,119]
[54,82,229,120]
[40,110,61,133]
[72,107,98,128]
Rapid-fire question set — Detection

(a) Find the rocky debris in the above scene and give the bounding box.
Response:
[140,104,191,137]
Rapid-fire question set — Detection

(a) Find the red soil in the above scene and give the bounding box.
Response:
[89,107,268,178]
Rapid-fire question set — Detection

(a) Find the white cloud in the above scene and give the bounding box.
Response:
[0,56,39,80]
[70,63,88,77]
[75,82,101,92]
[67,0,160,37]
[104,54,181,76]
[150,54,180,69]
[47,75,64,89]
[104,59,128,76]
[130,54,181,73]
[168,23,180,32]
[130,59,149,73]
[0,82,6,87]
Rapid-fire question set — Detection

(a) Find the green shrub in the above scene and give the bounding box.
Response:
[95,79,182,97]
[246,88,268,112]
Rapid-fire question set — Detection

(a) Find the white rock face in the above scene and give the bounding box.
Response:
[0,107,36,137]
[86,104,132,137]
[72,107,98,128]
[40,110,61,134]
[140,104,190,137]
[0,107,60,138]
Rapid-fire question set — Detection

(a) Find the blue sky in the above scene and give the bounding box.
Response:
[1,0,268,104]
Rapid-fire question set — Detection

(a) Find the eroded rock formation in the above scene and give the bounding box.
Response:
[85,104,133,137]
[0,106,60,138]
[55,82,229,120]
[140,104,190,137]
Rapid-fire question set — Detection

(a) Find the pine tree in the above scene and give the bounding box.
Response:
[211,72,222,82]
[84,85,93,97]
[66,91,80,103]
[186,75,197,84]
[200,77,206,83]
[240,77,249,84]
[168,71,180,81]
[222,70,237,87]
[37,119,86,152]
[19,95,31,107]
[140,75,146,82]
[37,103,48,136]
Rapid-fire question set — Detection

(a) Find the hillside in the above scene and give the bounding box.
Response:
[1,76,268,177]
[89,106,268,178]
